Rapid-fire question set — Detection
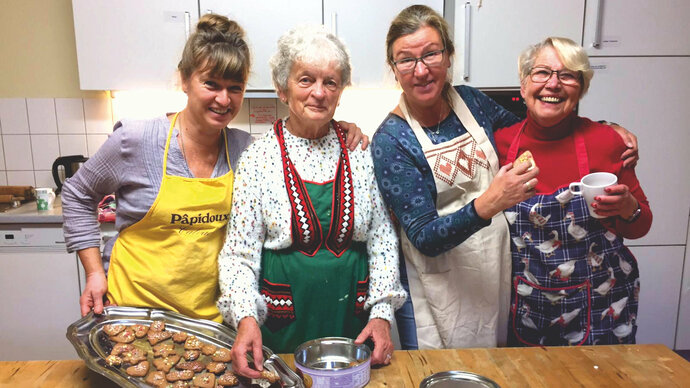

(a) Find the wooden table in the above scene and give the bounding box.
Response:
[2,344,689,387]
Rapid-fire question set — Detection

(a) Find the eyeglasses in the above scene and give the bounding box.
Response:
[529,66,581,86]
[392,49,445,74]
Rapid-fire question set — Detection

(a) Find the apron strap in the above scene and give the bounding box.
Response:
[507,119,590,177]
[165,112,232,177]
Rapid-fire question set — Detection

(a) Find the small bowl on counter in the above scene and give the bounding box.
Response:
[294,337,371,388]
[420,371,501,388]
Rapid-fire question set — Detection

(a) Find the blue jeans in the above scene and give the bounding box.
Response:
[395,254,418,350]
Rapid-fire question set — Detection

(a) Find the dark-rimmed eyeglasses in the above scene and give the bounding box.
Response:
[392,49,445,74]
[529,66,581,86]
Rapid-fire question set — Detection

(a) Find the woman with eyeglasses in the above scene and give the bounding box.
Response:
[371,5,639,350]
[494,37,651,346]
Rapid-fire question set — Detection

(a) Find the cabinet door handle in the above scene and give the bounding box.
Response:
[184,11,191,40]
[592,0,604,48]
[463,2,471,81]
[330,12,337,36]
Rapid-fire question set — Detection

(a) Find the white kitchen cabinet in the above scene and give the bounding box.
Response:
[578,57,690,246]
[199,0,322,91]
[450,0,585,88]
[583,0,690,56]
[0,237,82,360]
[72,0,198,90]
[629,246,685,349]
[675,227,690,350]
[323,0,444,88]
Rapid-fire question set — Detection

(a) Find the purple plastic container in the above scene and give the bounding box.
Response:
[294,337,371,388]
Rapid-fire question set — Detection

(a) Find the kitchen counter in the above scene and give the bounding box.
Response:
[1,344,688,387]
[0,196,63,224]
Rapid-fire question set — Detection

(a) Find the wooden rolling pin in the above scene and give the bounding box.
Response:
[0,186,35,200]
[0,194,24,203]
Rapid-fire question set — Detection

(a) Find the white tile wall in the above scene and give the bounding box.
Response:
[3,135,33,170]
[0,92,391,188]
[0,98,30,134]
[27,99,58,134]
[0,97,113,189]
[56,98,87,134]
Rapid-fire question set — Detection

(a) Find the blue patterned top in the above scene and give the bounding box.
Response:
[371,85,520,257]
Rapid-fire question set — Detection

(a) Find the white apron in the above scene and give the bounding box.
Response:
[398,88,512,348]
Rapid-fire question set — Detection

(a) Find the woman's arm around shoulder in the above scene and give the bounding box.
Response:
[456,85,521,131]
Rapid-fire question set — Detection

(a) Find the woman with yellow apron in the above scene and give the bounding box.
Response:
[106,113,233,322]
[62,14,253,320]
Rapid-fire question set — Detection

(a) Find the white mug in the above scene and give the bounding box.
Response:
[569,172,618,218]
[35,187,56,211]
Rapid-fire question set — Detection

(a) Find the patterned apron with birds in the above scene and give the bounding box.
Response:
[259,119,369,353]
[107,112,233,323]
[398,88,512,349]
[505,121,640,346]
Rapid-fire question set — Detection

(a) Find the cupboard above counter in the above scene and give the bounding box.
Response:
[449,0,586,89]
[71,0,442,92]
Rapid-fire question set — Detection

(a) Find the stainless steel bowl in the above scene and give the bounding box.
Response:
[294,337,371,387]
[420,371,501,388]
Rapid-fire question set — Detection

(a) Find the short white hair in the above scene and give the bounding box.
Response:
[518,37,594,96]
[269,24,352,92]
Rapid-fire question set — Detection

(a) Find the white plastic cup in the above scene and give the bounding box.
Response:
[569,172,618,218]
[35,187,56,211]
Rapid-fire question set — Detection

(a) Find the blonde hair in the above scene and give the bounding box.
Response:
[518,37,594,96]
[178,14,251,83]
[386,5,455,103]
[270,24,351,92]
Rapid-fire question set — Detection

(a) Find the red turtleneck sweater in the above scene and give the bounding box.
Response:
[495,113,652,239]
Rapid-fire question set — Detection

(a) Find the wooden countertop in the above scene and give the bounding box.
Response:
[2,344,688,387]
[0,345,690,388]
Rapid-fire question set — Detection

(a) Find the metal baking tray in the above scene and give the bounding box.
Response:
[66,306,304,388]
[420,371,500,388]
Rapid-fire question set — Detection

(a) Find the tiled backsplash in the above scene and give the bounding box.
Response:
[0,91,398,188]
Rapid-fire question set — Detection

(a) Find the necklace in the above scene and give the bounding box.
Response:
[424,109,445,142]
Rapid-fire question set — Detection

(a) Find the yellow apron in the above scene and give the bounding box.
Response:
[107,113,233,322]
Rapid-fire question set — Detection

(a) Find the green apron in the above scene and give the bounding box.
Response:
[259,181,369,354]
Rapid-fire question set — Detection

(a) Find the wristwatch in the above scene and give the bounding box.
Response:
[623,203,641,223]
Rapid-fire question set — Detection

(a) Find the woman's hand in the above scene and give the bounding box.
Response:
[474,162,540,220]
[231,317,264,379]
[354,318,393,366]
[338,120,370,151]
[610,124,639,168]
[77,246,110,316]
[592,184,639,219]
[80,271,109,316]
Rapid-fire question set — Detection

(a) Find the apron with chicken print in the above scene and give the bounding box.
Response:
[505,122,640,346]
[398,88,512,349]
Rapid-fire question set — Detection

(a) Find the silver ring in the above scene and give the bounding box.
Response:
[385,353,392,360]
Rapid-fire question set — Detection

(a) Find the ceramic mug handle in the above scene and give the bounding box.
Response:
[569,182,583,195]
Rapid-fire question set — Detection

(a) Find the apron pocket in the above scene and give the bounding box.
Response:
[354,276,369,320]
[511,276,591,346]
[260,279,296,333]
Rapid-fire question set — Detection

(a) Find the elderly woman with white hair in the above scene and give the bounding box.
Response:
[494,37,652,346]
[217,25,406,378]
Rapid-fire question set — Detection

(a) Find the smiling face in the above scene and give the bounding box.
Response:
[279,60,344,133]
[181,69,245,131]
[391,26,450,110]
[521,46,582,127]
